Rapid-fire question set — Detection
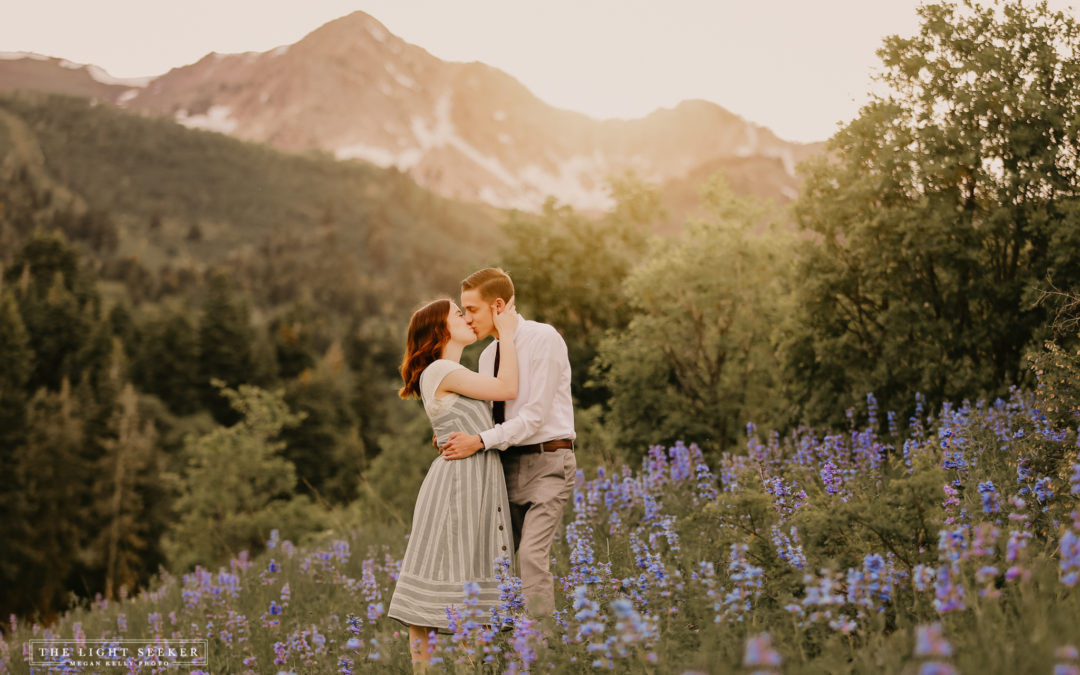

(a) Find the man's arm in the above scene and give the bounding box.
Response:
[442,329,566,458]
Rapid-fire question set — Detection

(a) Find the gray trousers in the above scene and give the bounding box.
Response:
[502,447,576,618]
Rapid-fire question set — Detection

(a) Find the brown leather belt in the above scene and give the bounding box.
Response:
[506,439,574,455]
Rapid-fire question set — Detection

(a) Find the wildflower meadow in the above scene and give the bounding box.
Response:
[4,346,1080,674]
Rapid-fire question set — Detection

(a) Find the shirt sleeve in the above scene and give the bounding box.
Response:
[479,328,567,451]
[477,340,497,377]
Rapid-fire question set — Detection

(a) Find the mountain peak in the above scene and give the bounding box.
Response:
[300,10,396,48]
[1,12,822,213]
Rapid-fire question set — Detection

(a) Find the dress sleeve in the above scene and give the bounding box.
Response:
[419,360,466,404]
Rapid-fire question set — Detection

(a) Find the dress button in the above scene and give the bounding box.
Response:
[499,525,504,531]
[501,546,507,551]
[497,506,502,512]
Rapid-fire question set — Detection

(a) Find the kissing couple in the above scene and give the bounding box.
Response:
[386,267,577,668]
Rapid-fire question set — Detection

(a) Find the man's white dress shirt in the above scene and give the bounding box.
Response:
[477,317,576,451]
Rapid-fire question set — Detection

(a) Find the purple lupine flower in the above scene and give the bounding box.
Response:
[1060,530,1080,587]
[820,461,843,495]
[933,566,965,613]
[912,565,935,592]
[1035,477,1055,503]
[610,597,659,658]
[1006,530,1032,563]
[272,641,289,665]
[977,481,1001,514]
[902,439,916,473]
[1008,494,1029,522]
[971,523,998,557]
[506,615,539,674]
[914,623,953,656]
[1054,645,1079,675]
[918,663,958,675]
[937,526,969,569]
[722,543,764,620]
[764,475,808,518]
[771,525,807,570]
[366,603,384,622]
[1017,460,1033,494]
[572,585,606,642]
[743,632,782,668]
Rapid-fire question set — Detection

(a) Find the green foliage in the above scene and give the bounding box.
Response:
[357,409,439,529]
[1029,339,1080,429]
[90,384,163,600]
[131,309,202,415]
[0,91,499,310]
[197,272,257,424]
[789,0,1080,425]
[597,178,795,453]
[4,231,99,392]
[795,457,944,570]
[499,183,652,408]
[3,381,87,620]
[0,288,33,446]
[281,343,365,505]
[163,382,328,573]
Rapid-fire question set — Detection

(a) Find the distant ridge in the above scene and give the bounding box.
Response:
[0,13,823,213]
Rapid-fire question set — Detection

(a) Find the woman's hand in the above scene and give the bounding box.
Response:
[492,296,518,338]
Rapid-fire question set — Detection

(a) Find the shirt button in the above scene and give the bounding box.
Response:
[497,507,502,512]
[498,525,504,531]
[501,546,507,551]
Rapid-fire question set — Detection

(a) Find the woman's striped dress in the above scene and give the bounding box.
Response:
[387,359,514,632]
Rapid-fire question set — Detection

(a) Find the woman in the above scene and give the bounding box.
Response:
[387,297,519,669]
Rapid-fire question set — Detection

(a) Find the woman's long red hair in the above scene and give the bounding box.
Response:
[399,299,452,399]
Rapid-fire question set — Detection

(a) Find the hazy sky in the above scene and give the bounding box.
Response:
[3,0,1077,143]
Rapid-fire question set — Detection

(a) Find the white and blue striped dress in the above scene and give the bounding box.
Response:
[388,359,514,632]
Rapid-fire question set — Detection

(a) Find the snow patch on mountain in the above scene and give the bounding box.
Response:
[769,148,796,177]
[519,154,615,212]
[335,142,422,171]
[385,63,415,89]
[176,106,238,134]
[410,94,520,188]
[735,124,759,158]
[86,65,152,87]
[368,22,388,43]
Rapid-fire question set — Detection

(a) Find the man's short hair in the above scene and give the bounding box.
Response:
[461,267,514,303]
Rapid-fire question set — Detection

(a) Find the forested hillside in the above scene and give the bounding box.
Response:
[0,92,505,622]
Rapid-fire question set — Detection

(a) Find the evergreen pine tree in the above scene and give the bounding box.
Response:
[4,380,87,620]
[133,311,202,415]
[198,271,255,424]
[92,383,157,600]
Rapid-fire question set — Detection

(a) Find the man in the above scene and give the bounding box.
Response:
[440,267,576,620]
